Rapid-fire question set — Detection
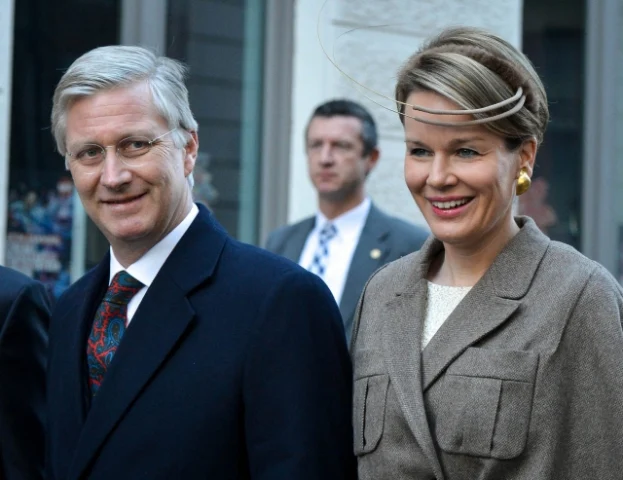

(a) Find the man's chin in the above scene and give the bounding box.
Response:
[318,189,348,203]
[103,225,151,246]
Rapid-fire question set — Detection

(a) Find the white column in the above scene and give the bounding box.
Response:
[289,0,523,226]
[0,0,15,264]
[120,0,168,53]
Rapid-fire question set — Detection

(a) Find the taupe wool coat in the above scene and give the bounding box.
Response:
[351,216,623,480]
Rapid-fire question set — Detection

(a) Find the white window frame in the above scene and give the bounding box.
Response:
[582,0,620,274]
[0,0,15,265]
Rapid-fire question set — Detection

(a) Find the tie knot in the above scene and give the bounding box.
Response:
[319,223,337,242]
[104,271,144,306]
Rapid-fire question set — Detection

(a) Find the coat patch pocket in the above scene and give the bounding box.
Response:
[435,348,538,459]
[353,374,389,455]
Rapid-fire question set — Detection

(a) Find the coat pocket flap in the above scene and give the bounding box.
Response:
[354,374,390,455]
[353,349,386,379]
[447,347,539,382]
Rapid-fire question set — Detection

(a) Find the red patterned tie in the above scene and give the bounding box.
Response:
[86,271,144,396]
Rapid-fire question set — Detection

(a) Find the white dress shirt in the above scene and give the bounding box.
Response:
[109,204,199,324]
[298,198,371,305]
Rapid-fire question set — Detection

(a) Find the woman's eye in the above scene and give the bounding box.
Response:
[456,148,479,158]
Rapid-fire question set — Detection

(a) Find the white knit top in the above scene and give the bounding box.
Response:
[422,282,472,349]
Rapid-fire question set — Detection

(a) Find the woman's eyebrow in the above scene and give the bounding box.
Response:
[404,139,430,148]
[447,137,486,148]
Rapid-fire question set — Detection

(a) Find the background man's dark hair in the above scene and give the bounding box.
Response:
[306,99,378,156]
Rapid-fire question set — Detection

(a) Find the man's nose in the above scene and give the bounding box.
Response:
[100,148,132,188]
[319,144,334,164]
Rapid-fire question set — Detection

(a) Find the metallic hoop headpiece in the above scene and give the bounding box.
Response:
[316,0,527,127]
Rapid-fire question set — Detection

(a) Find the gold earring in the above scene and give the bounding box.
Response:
[516,168,531,196]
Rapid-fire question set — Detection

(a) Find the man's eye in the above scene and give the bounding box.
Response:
[121,139,149,151]
[119,138,151,157]
[409,148,429,157]
[77,147,102,160]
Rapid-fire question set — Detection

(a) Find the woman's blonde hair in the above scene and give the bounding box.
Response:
[395,27,549,148]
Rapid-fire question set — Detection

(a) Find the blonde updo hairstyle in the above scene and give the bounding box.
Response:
[395,27,549,151]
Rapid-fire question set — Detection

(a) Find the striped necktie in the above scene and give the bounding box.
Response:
[308,223,337,278]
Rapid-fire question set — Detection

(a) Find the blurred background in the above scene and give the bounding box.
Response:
[0,0,620,299]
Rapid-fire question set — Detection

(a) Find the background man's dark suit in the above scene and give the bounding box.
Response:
[265,203,427,343]
[47,207,355,480]
[0,266,50,479]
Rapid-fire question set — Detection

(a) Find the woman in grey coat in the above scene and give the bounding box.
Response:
[351,27,623,480]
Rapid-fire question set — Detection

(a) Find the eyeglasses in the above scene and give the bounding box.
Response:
[65,128,178,173]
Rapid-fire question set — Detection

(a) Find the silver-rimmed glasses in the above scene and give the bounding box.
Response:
[65,128,178,174]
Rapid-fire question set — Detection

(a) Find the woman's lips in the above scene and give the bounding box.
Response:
[429,197,474,218]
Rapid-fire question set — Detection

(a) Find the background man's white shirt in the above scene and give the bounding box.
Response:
[298,197,371,304]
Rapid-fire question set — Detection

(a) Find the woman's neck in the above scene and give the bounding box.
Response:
[428,216,520,287]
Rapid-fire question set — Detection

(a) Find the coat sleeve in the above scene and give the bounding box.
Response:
[0,279,50,480]
[242,269,356,480]
[547,265,623,478]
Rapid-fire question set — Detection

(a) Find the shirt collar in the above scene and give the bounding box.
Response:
[109,204,199,286]
[315,197,371,239]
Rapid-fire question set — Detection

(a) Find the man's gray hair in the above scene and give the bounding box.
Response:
[51,45,198,188]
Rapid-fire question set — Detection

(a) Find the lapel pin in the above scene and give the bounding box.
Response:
[370,248,382,260]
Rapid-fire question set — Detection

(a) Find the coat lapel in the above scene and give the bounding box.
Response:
[421,216,551,391]
[421,290,520,390]
[281,218,314,263]
[340,205,390,324]
[52,259,108,458]
[383,275,446,480]
[67,206,228,480]
[381,216,549,478]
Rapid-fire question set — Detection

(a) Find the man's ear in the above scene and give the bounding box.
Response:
[365,147,380,175]
[183,130,199,177]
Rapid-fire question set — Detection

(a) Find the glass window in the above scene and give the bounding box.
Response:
[167,0,265,243]
[520,0,586,249]
[7,0,120,300]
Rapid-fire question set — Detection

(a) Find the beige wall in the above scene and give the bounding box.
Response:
[289,0,523,226]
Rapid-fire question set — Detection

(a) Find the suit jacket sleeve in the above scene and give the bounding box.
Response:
[0,278,50,480]
[242,269,356,480]
[548,266,623,478]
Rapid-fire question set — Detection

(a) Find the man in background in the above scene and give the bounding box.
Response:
[266,99,428,344]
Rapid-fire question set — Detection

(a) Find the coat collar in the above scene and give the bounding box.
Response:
[340,204,392,328]
[67,205,228,480]
[50,256,109,471]
[381,216,550,480]
[281,217,314,263]
[399,216,550,299]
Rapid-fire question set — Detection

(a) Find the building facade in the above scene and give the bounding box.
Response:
[0,0,621,298]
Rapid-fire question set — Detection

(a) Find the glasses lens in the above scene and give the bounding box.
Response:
[118,136,152,167]
[71,144,106,166]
